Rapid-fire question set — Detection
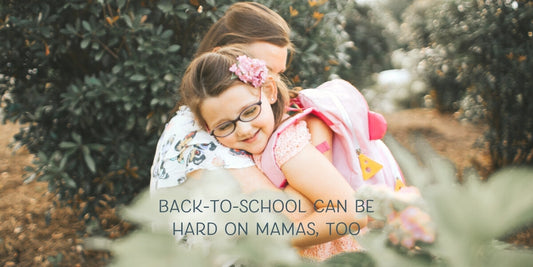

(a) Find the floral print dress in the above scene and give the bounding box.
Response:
[150,106,254,192]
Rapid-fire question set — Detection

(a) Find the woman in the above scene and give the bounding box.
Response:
[150,2,364,261]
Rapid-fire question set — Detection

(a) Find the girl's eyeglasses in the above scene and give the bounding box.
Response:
[210,92,262,137]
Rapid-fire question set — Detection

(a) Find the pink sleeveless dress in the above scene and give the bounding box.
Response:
[253,120,362,261]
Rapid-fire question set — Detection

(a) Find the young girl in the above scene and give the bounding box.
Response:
[180,46,368,257]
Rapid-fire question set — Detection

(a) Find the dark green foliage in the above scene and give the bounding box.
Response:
[261,0,394,89]
[263,0,351,88]
[449,1,533,169]
[0,0,227,223]
[400,0,470,113]
[402,0,533,169]
[323,252,376,267]
[339,2,394,89]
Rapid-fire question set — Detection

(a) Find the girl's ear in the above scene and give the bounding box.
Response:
[263,76,278,104]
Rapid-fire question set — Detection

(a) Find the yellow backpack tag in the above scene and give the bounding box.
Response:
[394,177,405,191]
[358,152,383,180]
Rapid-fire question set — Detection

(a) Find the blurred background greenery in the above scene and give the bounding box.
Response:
[100,139,533,267]
[1,0,532,265]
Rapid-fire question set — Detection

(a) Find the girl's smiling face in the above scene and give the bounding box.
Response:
[200,83,277,155]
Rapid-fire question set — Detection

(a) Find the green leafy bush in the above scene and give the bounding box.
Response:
[338,2,394,89]
[399,0,468,113]
[262,0,351,88]
[1,0,195,223]
[401,0,533,169]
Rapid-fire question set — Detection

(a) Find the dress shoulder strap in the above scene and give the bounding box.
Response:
[259,108,316,188]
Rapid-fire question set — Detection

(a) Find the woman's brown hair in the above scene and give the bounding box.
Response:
[195,2,293,57]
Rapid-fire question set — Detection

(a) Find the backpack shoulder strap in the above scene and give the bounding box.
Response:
[299,79,387,141]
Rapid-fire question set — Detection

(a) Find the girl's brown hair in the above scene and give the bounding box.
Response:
[169,2,294,117]
[180,45,290,130]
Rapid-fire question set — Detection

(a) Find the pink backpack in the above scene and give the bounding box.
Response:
[258,79,405,191]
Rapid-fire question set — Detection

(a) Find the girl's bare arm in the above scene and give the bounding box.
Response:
[281,144,367,247]
[305,115,333,162]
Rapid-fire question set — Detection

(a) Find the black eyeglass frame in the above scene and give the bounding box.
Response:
[209,90,263,137]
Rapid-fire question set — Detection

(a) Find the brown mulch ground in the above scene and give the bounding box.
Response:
[0,123,120,267]
[385,109,532,247]
[384,108,492,180]
[0,108,530,266]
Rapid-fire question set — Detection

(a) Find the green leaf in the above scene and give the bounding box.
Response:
[87,143,106,152]
[167,44,180,52]
[163,74,174,82]
[95,50,104,61]
[65,23,76,34]
[130,74,146,81]
[82,146,96,173]
[91,41,99,50]
[71,132,82,144]
[81,39,90,49]
[38,174,52,182]
[123,15,133,28]
[161,29,173,39]
[479,168,533,237]
[59,156,68,170]
[157,0,173,13]
[116,0,126,9]
[59,141,77,149]
[24,173,37,184]
[63,175,77,188]
[82,20,91,31]
[112,65,122,74]
[324,252,376,267]
[85,76,102,87]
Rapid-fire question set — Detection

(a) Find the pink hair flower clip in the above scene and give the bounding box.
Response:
[229,55,268,88]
